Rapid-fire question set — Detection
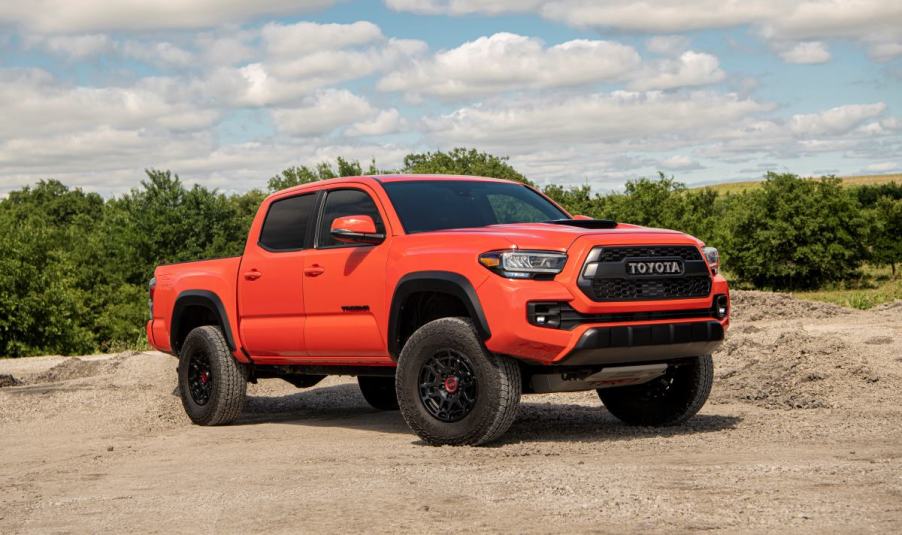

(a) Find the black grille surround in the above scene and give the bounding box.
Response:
[579,245,713,302]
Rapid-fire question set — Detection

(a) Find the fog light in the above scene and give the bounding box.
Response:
[714,294,729,319]
[527,302,562,328]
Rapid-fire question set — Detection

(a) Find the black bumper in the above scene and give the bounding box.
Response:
[559,320,724,366]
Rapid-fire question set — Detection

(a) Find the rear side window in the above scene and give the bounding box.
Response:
[259,193,316,251]
[318,189,385,248]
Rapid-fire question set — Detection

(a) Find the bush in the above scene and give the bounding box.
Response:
[722,173,868,289]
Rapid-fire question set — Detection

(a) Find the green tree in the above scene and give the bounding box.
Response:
[401,148,530,184]
[867,196,902,276]
[267,157,379,191]
[722,173,868,289]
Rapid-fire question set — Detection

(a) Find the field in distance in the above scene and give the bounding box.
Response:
[692,172,901,195]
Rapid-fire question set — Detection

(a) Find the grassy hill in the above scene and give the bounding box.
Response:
[693,173,901,194]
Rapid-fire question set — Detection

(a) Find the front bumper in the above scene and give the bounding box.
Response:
[559,320,724,366]
[478,268,730,366]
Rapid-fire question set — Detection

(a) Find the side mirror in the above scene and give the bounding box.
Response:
[330,215,385,245]
[573,215,593,220]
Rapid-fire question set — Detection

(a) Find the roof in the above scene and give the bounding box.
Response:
[268,173,518,198]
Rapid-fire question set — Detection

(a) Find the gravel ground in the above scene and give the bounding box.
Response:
[1,291,901,533]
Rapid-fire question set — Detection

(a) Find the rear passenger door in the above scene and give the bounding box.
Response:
[237,192,317,358]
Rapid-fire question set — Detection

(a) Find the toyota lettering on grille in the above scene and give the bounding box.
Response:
[625,259,684,276]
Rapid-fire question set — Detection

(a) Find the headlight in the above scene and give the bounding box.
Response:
[478,250,567,279]
[703,246,719,273]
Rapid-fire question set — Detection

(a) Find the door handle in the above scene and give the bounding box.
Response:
[304,265,325,277]
[244,270,262,281]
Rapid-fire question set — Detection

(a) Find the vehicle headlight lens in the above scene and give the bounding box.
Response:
[479,250,567,279]
[703,246,719,273]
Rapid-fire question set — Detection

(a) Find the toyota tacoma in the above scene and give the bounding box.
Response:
[147,175,729,445]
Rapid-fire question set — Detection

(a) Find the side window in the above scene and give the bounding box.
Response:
[318,189,385,248]
[258,193,317,251]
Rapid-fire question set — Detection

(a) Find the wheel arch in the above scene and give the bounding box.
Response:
[387,271,491,359]
[170,290,237,355]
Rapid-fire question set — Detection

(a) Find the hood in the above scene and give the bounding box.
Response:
[436,222,701,251]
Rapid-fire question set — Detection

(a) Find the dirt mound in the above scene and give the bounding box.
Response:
[713,327,880,409]
[31,356,123,384]
[730,290,852,322]
[873,300,902,313]
[0,374,22,388]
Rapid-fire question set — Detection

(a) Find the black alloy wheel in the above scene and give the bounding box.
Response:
[418,349,478,422]
[187,349,213,406]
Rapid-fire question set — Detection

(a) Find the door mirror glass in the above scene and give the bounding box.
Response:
[330,214,384,245]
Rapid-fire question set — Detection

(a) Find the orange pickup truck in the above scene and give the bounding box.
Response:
[147,175,729,445]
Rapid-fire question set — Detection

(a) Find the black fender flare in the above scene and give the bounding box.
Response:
[387,271,491,358]
[170,290,237,354]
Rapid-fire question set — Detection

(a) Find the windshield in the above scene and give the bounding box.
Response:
[382,180,569,234]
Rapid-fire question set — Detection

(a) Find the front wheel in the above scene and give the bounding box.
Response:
[396,317,521,446]
[178,326,248,426]
[597,355,713,426]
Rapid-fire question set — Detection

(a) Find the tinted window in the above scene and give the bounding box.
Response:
[259,193,316,251]
[382,181,568,233]
[318,189,385,247]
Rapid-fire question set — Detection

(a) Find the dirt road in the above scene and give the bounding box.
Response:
[1,291,901,533]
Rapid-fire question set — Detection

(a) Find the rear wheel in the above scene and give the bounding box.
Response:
[358,376,399,410]
[178,326,248,426]
[597,355,713,426]
[396,317,521,446]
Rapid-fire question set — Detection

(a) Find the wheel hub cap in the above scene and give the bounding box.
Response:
[418,349,477,423]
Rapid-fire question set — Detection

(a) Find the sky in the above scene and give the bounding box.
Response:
[1,0,901,196]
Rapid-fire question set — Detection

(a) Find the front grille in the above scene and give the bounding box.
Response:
[597,246,703,262]
[590,276,712,300]
[580,245,712,302]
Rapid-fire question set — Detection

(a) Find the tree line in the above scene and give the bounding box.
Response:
[0,148,899,357]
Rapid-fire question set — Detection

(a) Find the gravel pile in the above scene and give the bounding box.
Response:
[730,290,852,321]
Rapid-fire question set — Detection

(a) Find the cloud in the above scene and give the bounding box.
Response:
[645,35,691,56]
[385,1,902,62]
[24,34,113,58]
[346,109,404,137]
[378,33,640,99]
[423,90,770,150]
[789,103,886,136]
[0,0,335,32]
[271,89,383,136]
[261,21,384,57]
[778,41,831,64]
[628,51,725,90]
[659,155,703,171]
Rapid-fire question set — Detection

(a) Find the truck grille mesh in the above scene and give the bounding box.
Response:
[597,246,703,262]
[590,276,712,300]
[583,245,711,301]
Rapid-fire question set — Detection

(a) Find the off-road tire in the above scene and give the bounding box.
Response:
[358,376,399,410]
[396,317,521,446]
[597,355,714,426]
[178,326,248,426]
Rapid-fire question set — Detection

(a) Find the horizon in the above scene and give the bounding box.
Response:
[1,1,900,196]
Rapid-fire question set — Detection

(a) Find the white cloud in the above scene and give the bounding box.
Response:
[385,1,902,62]
[424,90,770,150]
[271,90,378,136]
[261,21,383,57]
[659,155,702,170]
[778,41,831,64]
[378,33,640,98]
[119,41,195,68]
[628,51,725,90]
[789,103,886,136]
[645,35,691,56]
[346,109,404,137]
[0,0,335,32]
[24,34,113,58]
